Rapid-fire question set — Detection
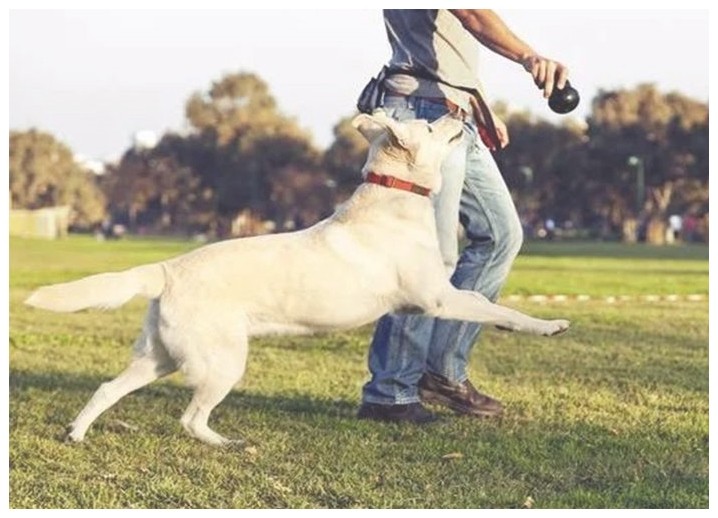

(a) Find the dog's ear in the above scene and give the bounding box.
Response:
[352,114,385,143]
[352,112,409,148]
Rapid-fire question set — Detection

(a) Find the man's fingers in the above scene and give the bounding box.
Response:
[543,61,557,98]
[526,55,570,97]
[556,66,569,90]
[535,60,547,92]
[500,132,510,148]
[530,60,540,84]
[522,55,536,73]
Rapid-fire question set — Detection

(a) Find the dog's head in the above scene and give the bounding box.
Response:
[352,111,465,193]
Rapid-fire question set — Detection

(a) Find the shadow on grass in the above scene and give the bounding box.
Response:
[9,368,358,421]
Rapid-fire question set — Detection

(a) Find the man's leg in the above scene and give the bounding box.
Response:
[360,98,470,412]
[425,129,523,385]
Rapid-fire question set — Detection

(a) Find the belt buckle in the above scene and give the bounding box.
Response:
[445,101,467,122]
[384,176,397,188]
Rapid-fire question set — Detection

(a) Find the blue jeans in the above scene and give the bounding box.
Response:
[362,94,524,405]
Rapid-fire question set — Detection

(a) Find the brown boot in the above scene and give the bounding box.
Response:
[418,372,503,417]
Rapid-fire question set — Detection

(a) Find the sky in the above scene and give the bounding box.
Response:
[9,8,710,163]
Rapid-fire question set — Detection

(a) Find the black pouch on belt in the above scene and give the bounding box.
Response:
[356,67,388,114]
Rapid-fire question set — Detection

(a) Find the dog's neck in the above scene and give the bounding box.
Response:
[361,146,441,193]
[331,173,435,233]
[363,171,431,197]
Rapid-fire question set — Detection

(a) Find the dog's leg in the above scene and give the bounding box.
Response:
[66,302,176,442]
[66,344,176,442]
[427,288,570,336]
[179,334,249,447]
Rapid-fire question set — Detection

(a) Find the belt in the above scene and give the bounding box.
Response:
[385,90,472,121]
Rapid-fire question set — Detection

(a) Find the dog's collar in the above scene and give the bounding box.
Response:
[364,172,431,197]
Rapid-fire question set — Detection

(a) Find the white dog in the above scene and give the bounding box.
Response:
[25,111,569,446]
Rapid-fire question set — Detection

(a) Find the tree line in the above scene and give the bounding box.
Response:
[9,72,708,243]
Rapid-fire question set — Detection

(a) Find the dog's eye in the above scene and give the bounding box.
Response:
[427,126,434,134]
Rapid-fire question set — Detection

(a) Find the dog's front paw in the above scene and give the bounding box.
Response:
[544,319,570,336]
[63,424,85,444]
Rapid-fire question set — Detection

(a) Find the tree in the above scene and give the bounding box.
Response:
[185,72,324,229]
[101,134,210,233]
[586,84,708,242]
[9,129,106,228]
[267,165,335,231]
[186,72,279,146]
[323,114,369,199]
[493,103,589,234]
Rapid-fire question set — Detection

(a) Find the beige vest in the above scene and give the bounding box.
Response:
[382,9,499,147]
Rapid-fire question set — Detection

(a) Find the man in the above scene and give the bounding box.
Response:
[357,9,570,423]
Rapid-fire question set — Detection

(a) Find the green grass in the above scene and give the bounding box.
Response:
[9,236,709,508]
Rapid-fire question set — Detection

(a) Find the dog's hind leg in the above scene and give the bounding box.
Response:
[178,330,249,446]
[66,313,176,442]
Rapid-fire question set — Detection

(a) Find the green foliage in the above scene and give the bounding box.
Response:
[322,114,369,197]
[9,237,708,508]
[185,72,323,224]
[585,84,708,224]
[494,109,588,223]
[101,134,212,233]
[493,84,708,243]
[9,129,107,227]
[186,72,279,145]
[9,77,709,242]
[99,72,328,235]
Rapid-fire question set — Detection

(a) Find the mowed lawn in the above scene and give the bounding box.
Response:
[9,236,709,508]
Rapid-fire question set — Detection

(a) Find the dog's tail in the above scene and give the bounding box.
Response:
[24,263,166,313]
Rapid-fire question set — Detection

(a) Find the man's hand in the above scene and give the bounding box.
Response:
[449,10,570,99]
[492,114,509,149]
[479,113,509,151]
[521,55,569,98]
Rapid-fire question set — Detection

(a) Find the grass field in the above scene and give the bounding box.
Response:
[8,236,709,508]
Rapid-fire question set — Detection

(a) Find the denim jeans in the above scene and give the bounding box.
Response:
[362,94,524,405]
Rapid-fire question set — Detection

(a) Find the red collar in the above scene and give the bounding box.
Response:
[364,172,431,197]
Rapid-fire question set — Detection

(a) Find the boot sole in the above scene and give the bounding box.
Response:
[419,389,504,418]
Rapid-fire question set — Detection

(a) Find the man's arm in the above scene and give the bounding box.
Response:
[449,9,569,98]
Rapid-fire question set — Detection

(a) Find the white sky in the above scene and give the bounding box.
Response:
[8,8,710,162]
